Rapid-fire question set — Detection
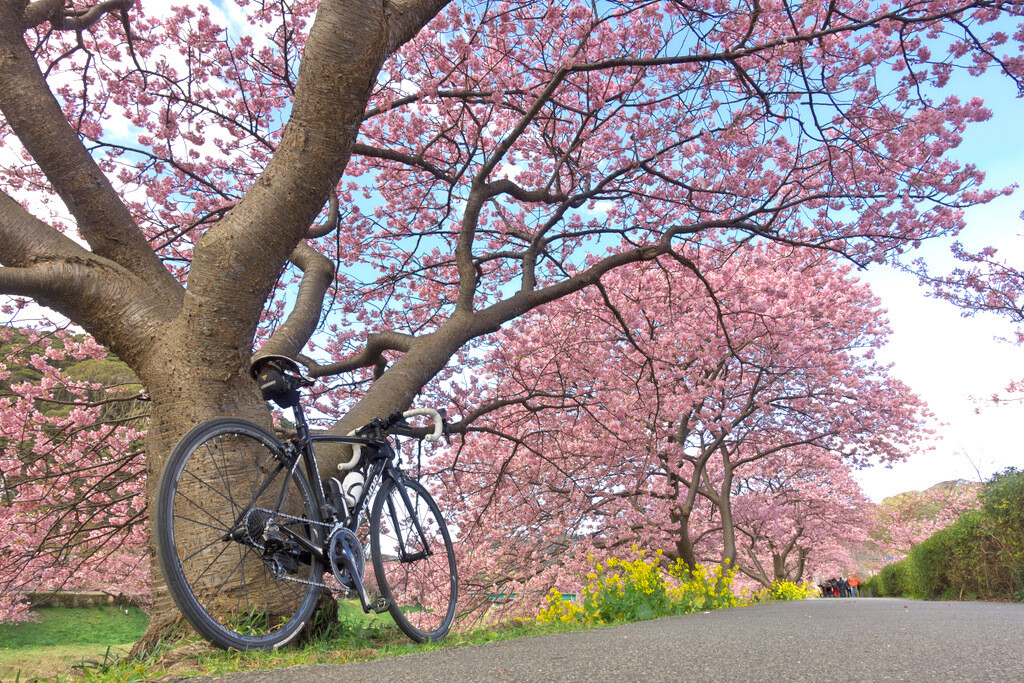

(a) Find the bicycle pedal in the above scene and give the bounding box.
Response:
[371,597,389,614]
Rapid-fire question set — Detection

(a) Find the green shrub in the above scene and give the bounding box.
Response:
[980,467,1024,567]
[873,469,1024,601]
[908,510,985,599]
[873,558,915,597]
[1011,568,1024,603]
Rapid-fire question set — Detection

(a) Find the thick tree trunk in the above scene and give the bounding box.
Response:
[133,346,273,650]
[773,554,787,584]
[717,468,738,578]
[786,548,808,584]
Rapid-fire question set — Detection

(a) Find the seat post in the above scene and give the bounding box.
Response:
[289,395,311,443]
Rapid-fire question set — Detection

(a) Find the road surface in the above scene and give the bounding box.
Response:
[182,598,1024,681]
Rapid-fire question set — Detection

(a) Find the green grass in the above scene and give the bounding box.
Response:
[0,600,625,681]
[0,606,148,648]
[0,606,148,681]
[65,601,588,682]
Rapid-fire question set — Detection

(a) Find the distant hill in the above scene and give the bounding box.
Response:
[879,479,979,506]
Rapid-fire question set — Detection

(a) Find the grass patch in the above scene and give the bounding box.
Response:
[0,606,147,681]
[0,643,134,682]
[0,606,148,648]
[67,601,591,682]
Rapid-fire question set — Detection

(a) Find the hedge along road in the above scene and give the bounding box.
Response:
[181,598,1024,682]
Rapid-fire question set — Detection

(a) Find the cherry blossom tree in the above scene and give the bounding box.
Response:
[0,0,1020,641]
[731,446,872,587]
[433,246,929,621]
[0,327,148,623]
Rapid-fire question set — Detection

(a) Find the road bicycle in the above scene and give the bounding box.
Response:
[154,355,458,651]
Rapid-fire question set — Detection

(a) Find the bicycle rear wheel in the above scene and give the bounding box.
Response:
[369,476,457,642]
[156,418,324,650]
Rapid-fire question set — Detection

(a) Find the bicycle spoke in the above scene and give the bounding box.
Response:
[371,477,457,642]
[179,467,236,511]
[201,440,239,510]
[158,420,324,650]
[176,530,233,567]
[197,543,247,613]
[172,510,230,535]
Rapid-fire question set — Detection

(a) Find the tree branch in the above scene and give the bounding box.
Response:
[0,189,91,266]
[23,0,134,30]
[472,220,760,336]
[0,2,182,299]
[305,193,341,240]
[21,0,63,28]
[256,241,336,361]
[0,191,175,355]
[382,0,453,54]
[300,330,417,379]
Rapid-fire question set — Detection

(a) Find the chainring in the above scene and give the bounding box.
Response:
[328,526,365,589]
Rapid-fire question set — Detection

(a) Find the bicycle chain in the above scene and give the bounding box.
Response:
[242,507,360,591]
[242,472,386,591]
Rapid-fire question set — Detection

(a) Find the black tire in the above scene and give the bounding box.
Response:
[369,476,457,642]
[156,418,324,651]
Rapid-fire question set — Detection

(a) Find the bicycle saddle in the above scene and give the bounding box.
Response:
[249,354,304,380]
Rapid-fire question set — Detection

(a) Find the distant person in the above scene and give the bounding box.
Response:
[839,578,850,597]
[848,575,859,597]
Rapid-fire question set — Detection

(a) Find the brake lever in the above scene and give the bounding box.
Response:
[439,408,452,446]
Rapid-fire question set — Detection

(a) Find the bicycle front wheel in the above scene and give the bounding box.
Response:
[370,476,457,642]
[156,418,324,651]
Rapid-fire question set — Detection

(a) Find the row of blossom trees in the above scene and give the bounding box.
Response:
[427,243,938,622]
[0,244,982,623]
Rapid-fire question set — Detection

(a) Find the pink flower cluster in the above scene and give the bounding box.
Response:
[0,329,148,623]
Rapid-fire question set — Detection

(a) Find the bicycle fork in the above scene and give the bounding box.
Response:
[353,471,435,615]
[385,476,435,564]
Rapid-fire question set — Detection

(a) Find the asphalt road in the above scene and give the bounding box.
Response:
[183,598,1024,682]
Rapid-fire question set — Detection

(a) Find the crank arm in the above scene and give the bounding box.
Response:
[334,552,388,613]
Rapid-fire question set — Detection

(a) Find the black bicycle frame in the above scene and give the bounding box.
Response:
[254,399,432,614]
